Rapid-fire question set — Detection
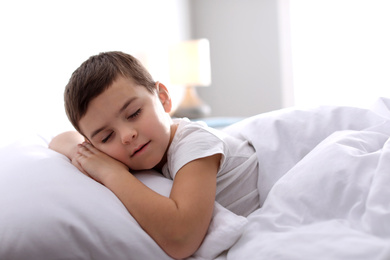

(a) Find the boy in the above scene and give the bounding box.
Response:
[50,51,259,259]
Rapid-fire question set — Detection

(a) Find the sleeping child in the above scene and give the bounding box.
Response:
[49,51,260,259]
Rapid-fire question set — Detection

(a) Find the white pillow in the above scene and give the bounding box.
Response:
[0,135,247,260]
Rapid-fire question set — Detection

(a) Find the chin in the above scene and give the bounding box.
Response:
[128,158,162,172]
[128,164,154,172]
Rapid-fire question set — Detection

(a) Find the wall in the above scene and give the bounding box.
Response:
[0,0,292,147]
[0,0,191,146]
[189,0,292,117]
[290,0,390,108]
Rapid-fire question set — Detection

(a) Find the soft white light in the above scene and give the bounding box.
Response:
[169,39,211,87]
[290,0,390,108]
[0,0,189,147]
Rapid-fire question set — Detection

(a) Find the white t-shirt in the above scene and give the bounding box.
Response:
[162,118,260,216]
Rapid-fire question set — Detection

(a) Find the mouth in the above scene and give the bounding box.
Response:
[131,141,150,157]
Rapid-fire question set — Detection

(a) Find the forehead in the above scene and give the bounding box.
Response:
[78,77,153,137]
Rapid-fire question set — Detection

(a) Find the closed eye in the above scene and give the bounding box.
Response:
[128,109,142,120]
[102,132,113,143]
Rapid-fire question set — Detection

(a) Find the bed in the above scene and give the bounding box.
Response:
[1,97,390,260]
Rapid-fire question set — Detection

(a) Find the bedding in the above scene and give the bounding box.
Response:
[222,98,390,260]
[0,136,247,260]
[1,97,390,259]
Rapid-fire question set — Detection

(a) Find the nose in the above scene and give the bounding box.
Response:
[121,128,137,145]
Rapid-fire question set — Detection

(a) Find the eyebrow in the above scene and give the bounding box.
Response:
[89,97,137,139]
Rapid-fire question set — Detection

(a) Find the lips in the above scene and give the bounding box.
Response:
[131,141,150,157]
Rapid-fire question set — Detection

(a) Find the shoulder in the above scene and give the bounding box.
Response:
[163,118,226,178]
[163,118,253,179]
[170,118,234,157]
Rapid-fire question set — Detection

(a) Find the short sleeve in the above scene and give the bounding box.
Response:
[164,121,226,179]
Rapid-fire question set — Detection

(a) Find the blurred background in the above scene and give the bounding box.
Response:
[1,0,389,145]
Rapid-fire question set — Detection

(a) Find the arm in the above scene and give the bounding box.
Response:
[49,131,89,175]
[75,142,220,259]
[49,131,84,160]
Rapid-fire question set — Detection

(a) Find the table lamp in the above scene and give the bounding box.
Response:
[169,39,211,119]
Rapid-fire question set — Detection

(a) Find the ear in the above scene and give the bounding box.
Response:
[155,81,172,113]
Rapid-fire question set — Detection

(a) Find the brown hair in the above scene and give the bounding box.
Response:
[64,51,155,133]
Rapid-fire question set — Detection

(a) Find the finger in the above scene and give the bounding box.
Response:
[72,158,89,176]
[80,142,100,153]
[77,143,95,155]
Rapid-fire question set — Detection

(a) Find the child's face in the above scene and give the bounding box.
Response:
[78,76,174,170]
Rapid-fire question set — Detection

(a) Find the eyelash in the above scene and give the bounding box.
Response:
[102,132,113,143]
[101,109,142,144]
[128,108,142,120]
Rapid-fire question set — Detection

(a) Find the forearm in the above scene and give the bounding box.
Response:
[72,143,218,259]
[103,171,211,259]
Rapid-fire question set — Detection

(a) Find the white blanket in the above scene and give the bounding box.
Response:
[222,98,390,259]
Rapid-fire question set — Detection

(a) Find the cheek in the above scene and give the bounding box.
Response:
[145,120,169,142]
[110,149,127,162]
[96,143,127,162]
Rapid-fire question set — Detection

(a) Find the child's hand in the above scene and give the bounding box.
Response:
[49,131,84,160]
[73,142,129,184]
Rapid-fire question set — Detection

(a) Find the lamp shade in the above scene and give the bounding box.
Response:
[169,39,211,87]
